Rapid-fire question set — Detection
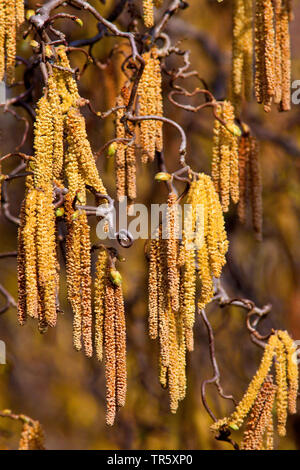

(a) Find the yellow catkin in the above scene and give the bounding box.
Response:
[138,48,163,162]
[55,46,80,106]
[241,376,276,450]
[65,203,82,351]
[79,212,93,358]
[278,330,299,415]
[212,334,278,431]
[275,333,288,436]
[143,0,154,28]
[94,249,108,362]
[166,193,180,312]
[115,285,127,408]
[36,190,57,328]
[168,305,179,413]
[23,189,39,320]
[0,2,5,81]
[19,420,45,450]
[157,235,170,368]
[274,0,283,104]
[4,0,16,85]
[47,75,64,179]
[279,3,291,111]
[104,278,117,426]
[17,201,27,325]
[115,94,126,201]
[15,0,24,31]
[148,237,159,339]
[33,95,54,190]
[254,0,265,104]
[237,135,250,224]
[212,102,239,212]
[65,108,107,195]
[231,0,253,112]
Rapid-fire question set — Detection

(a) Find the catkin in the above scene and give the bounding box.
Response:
[149,179,227,412]
[94,250,127,425]
[138,48,163,162]
[143,0,154,28]
[254,0,292,112]
[19,420,45,450]
[0,0,25,83]
[211,330,298,447]
[115,87,137,204]
[238,132,263,240]
[231,0,253,112]
[211,102,239,212]
[241,376,276,450]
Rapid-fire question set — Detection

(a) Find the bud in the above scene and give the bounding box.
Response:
[75,18,83,27]
[26,10,35,20]
[109,269,122,286]
[229,423,239,431]
[154,172,172,182]
[76,192,85,204]
[117,255,126,262]
[227,124,242,137]
[45,45,53,58]
[30,40,39,49]
[55,207,65,217]
[107,142,117,157]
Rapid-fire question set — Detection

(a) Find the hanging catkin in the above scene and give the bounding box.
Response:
[211,331,298,443]
[143,0,154,28]
[138,47,163,163]
[241,376,276,450]
[19,420,45,450]
[148,180,227,412]
[254,0,292,112]
[211,101,240,212]
[231,0,253,113]
[94,249,127,425]
[0,1,24,84]
[115,86,137,205]
[238,130,263,240]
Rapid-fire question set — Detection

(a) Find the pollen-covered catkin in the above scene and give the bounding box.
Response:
[143,0,154,28]
[278,330,298,415]
[211,102,239,212]
[138,48,163,162]
[241,376,276,450]
[275,334,288,436]
[94,249,108,362]
[211,330,298,446]
[19,420,45,450]
[211,334,278,431]
[166,193,180,312]
[231,0,253,112]
[254,0,292,112]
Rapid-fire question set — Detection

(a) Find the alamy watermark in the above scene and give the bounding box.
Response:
[95,197,204,249]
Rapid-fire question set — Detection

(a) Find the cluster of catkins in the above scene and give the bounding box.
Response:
[94,248,127,426]
[211,330,299,449]
[114,46,163,203]
[148,175,228,411]
[211,101,240,212]
[19,419,45,450]
[238,126,263,240]
[0,0,24,84]
[232,0,293,112]
[17,46,126,424]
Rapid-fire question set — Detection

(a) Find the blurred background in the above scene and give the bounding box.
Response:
[0,0,300,450]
